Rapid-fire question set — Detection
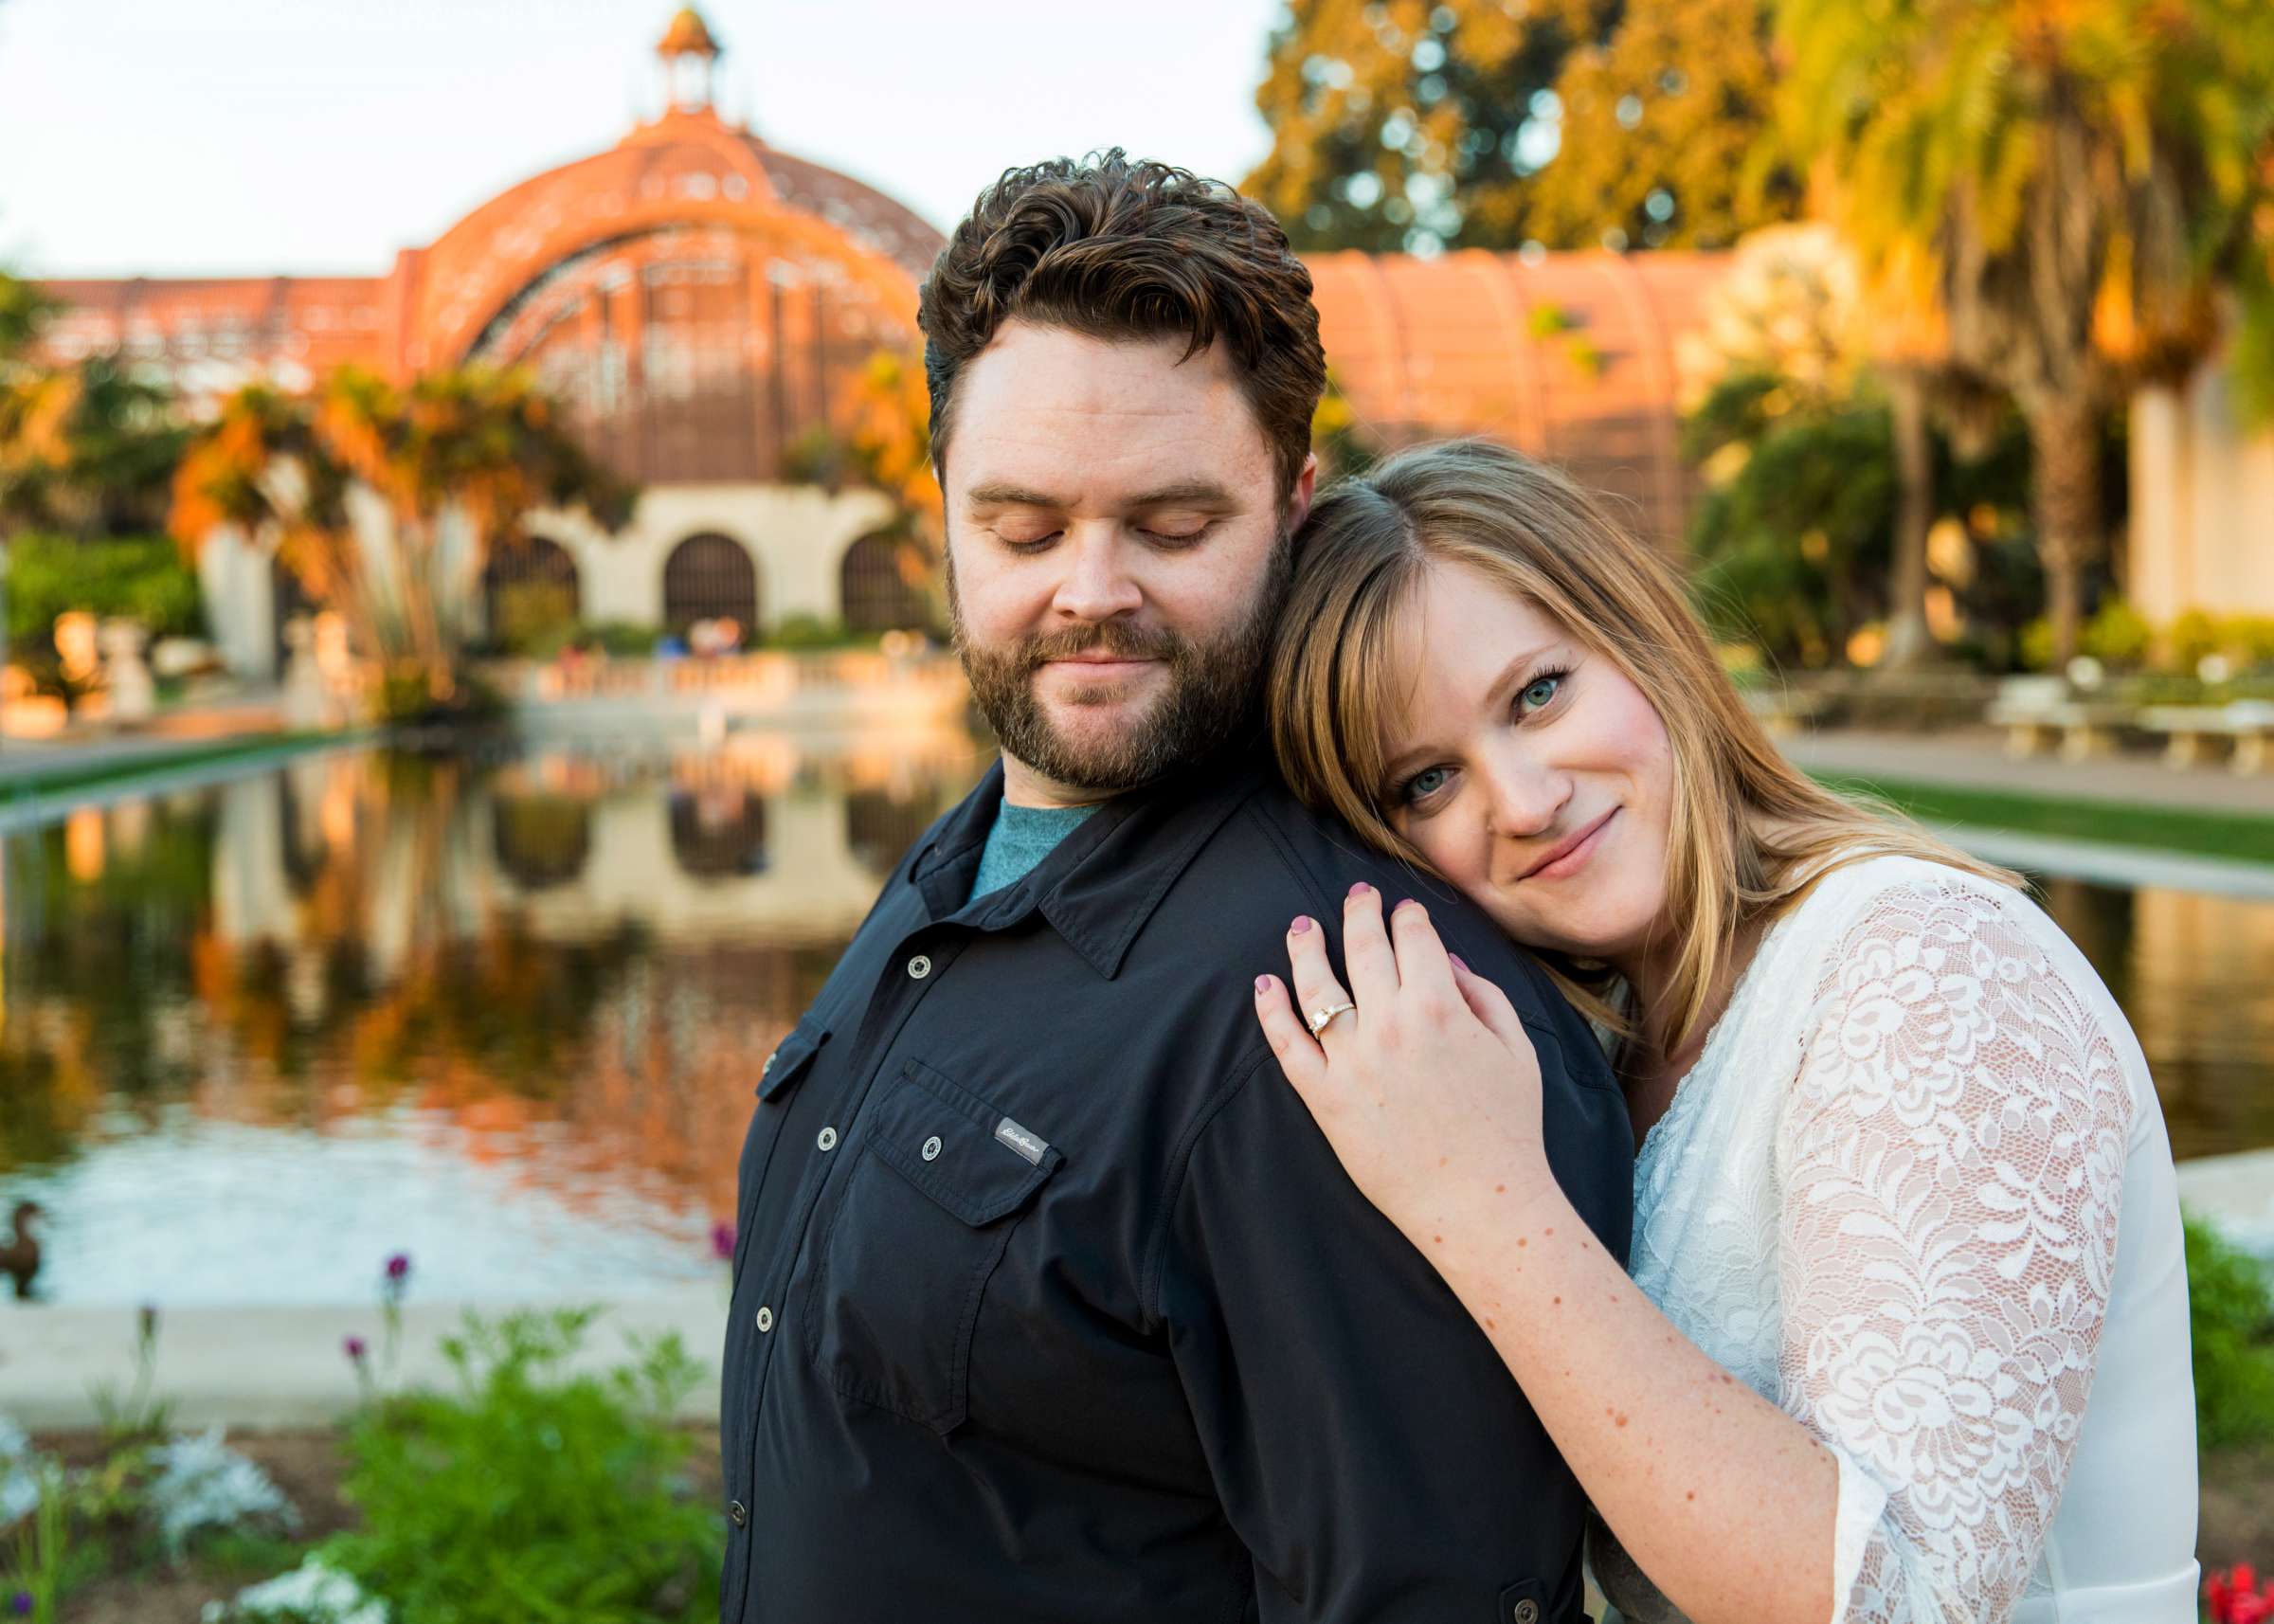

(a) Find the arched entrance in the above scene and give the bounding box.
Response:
[482,535,582,654]
[661,532,760,636]
[839,532,934,633]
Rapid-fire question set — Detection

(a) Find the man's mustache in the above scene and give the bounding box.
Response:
[1007,622,1185,674]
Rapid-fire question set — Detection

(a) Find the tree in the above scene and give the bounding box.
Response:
[1775,0,2274,663]
[1245,0,1798,253]
[171,365,637,716]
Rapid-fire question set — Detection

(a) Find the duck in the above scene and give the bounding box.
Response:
[1,1200,43,1299]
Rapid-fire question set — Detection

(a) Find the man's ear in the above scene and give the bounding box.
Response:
[1288,452,1320,534]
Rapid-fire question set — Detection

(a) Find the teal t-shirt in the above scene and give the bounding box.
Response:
[968,798,1099,903]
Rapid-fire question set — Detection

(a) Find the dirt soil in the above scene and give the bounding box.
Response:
[2200,1443,2274,1577]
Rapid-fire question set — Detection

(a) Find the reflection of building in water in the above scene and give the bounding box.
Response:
[2105,881,2274,1160]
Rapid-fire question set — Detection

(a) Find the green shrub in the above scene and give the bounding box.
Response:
[2187,1216,2274,1453]
[4,532,204,651]
[2080,598,2154,668]
[321,1308,719,1624]
[2165,609,2224,674]
[582,621,660,658]
[765,613,873,652]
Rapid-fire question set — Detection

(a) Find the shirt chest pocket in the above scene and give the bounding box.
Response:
[803,1057,1062,1435]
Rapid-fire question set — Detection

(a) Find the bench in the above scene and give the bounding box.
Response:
[1986,678,2132,761]
[2137,702,2274,774]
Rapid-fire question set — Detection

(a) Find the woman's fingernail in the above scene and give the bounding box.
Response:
[1449,953,1469,973]
[1348,882,1374,898]
[1255,975,1273,994]
[1290,916,1313,935]
[1394,897,1423,914]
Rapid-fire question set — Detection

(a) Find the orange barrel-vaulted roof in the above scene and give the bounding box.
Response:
[1305,249,1731,547]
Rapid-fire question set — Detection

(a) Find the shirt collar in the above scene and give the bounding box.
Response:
[911,732,1277,980]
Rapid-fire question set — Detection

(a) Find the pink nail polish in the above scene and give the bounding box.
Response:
[1290,916,1312,935]
[1348,881,1373,898]
[1255,975,1272,994]
[1449,953,1469,973]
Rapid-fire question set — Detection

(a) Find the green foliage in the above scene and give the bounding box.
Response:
[488,581,578,658]
[765,614,875,652]
[1686,382,1896,665]
[2187,1217,2274,1454]
[321,1308,720,1624]
[4,532,203,651]
[581,621,661,658]
[2080,598,2154,667]
[1245,0,1798,253]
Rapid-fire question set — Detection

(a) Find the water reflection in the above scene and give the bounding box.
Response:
[0,731,984,1305]
[0,744,2268,1307]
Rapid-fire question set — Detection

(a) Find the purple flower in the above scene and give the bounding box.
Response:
[9,1591,32,1616]
[384,1253,411,1282]
[344,1335,369,1363]
[711,1220,736,1263]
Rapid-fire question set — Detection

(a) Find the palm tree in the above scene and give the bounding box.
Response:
[1777,0,2274,663]
[172,365,636,714]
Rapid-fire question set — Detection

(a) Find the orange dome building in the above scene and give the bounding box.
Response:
[35,7,1735,676]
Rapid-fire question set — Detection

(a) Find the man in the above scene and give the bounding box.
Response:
[720,152,1632,1623]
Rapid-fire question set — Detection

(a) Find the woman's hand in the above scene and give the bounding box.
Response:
[1252,882,1551,1242]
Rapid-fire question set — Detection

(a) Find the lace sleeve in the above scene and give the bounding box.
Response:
[1773,876,2136,1624]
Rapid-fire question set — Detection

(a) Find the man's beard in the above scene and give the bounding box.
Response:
[949,533,1290,795]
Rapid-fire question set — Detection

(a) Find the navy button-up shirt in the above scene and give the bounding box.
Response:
[720,740,1634,1622]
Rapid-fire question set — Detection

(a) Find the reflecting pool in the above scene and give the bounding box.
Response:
[0,737,2267,1306]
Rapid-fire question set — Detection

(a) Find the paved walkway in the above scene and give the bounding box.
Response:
[0,693,285,787]
[0,1287,726,1431]
[1783,727,2274,816]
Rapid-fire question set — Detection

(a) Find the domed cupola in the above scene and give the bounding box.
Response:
[656,6,724,114]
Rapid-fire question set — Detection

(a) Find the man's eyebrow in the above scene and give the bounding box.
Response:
[961,478,1241,512]
[964,482,1065,509]
[1126,478,1239,510]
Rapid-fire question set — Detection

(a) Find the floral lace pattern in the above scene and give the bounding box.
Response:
[1604,860,2137,1624]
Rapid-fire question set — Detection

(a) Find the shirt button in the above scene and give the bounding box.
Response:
[906,953,932,980]
[1512,1601,1539,1624]
[754,1305,773,1333]
[921,1134,943,1162]
[727,1499,749,1529]
[816,1125,839,1152]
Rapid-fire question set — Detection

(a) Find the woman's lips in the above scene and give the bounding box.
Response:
[1524,808,1616,882]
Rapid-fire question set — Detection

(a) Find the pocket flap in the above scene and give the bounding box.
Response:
[756,1018,828,1101]
[865,1061,1061,1226]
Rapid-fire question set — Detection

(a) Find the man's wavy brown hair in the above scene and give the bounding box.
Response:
[918,150,1326,502]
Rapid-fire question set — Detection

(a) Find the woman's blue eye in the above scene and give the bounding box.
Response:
[1519,673,1563,713]
[1403,766,1452,803]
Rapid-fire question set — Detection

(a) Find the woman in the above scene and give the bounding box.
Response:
[1249,440,2196,1624]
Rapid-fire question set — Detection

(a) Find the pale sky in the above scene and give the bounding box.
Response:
[0,0,1288,278]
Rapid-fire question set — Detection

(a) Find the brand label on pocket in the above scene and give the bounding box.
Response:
[994,1117,1048,1165]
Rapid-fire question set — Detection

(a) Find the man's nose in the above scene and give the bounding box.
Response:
[1049,532,1144,623]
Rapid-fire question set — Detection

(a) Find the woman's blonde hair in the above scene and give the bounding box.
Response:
[1268,438,2015,1057]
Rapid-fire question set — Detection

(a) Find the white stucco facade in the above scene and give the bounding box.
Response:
[2129,362,2274,623]
[196,479,911,678]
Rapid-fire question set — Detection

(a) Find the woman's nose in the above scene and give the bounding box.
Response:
[1050,532,1144,623]
[1481,752,1572,840]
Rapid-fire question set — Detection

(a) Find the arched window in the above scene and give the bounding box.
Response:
[661,532,760,635]
[669,786,768,878]
[481,535,582,654]
[839,532,934,633]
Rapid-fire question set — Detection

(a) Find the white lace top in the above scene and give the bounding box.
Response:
[1595,856,2199,1624]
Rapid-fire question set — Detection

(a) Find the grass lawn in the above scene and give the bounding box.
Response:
[1810,771,2274,868]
